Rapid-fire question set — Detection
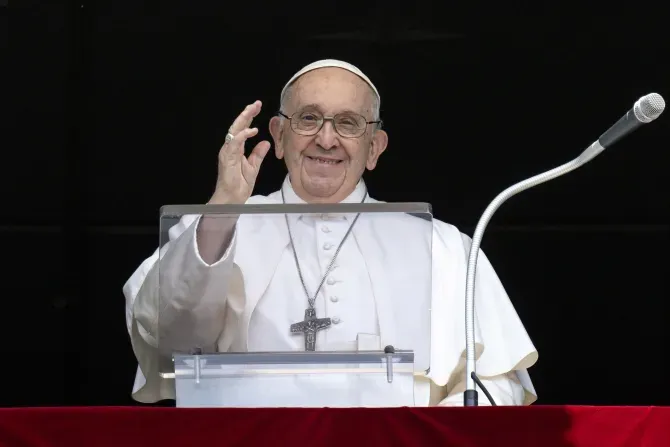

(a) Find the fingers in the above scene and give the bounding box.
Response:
[219,127,258,164]
[228,100,262,136]
[231,127,258,151]
[241,140,271,185]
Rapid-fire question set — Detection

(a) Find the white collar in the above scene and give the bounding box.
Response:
[280,175,368,222]
[280,175,368,204]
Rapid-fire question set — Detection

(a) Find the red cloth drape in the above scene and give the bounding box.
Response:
[1,406,669,447]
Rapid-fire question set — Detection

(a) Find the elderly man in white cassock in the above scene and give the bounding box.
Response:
[123,59,539,406]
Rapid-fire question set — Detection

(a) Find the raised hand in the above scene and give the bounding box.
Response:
[209,100,271,205]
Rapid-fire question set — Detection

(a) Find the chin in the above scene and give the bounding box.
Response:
[305,180,344,198]
[300,173,347,200]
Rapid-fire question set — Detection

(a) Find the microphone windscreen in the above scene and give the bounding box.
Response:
[635,93,665,122]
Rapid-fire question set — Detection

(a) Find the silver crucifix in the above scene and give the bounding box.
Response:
[290,308,332,351]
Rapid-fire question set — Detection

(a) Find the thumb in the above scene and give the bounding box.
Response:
[247,140,271,171]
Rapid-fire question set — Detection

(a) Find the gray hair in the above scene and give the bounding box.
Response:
[280,84,382,128]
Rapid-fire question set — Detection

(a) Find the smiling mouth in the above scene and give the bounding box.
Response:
[307,156,343,165]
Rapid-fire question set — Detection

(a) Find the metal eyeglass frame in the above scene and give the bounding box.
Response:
[277,110,382,138]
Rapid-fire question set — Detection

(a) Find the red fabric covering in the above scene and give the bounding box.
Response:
[1,406,669,447]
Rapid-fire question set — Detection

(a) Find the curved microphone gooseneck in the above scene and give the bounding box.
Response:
[464,93,666,407]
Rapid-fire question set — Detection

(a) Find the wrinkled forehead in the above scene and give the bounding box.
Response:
[288,68,376,115]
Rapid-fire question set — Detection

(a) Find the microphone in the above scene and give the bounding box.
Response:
[463,93,665,407]
[598,93,666,148]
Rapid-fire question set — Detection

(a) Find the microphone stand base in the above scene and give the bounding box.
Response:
[464,389,478,407]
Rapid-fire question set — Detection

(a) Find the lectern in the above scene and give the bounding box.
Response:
[156,202,433,407]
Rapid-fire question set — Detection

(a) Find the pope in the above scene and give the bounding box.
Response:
[123,59,539,406]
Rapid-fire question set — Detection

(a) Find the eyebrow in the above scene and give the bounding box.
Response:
[298,104,365,115]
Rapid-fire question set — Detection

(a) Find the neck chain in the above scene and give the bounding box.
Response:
[281,185,367,310]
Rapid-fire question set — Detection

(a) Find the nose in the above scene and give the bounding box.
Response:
[315,120,339,150]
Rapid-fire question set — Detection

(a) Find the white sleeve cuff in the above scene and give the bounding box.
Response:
[192,214,237,267]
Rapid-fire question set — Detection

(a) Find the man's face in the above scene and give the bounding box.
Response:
[270,67,388,203]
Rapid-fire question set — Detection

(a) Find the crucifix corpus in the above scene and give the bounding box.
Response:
[290,308,332,351]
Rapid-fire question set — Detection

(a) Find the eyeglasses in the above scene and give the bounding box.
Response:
[278,110,382,138]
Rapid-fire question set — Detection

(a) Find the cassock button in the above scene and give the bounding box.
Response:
[332,317,341,324]
[330,296,339,303]
[323,242,333,250]
[326,277,335,285]
[321,226,331,233]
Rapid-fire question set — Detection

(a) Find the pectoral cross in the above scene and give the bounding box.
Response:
[290,308,332,351]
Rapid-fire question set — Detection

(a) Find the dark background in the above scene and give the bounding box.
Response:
[4,1,669,407]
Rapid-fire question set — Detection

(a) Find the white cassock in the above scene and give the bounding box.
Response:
[123,176,539,406]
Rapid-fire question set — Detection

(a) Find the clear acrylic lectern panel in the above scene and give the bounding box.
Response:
[173,351,415,407]
[157,202,433,407]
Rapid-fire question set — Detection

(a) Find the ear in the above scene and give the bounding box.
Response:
[365,129,388,170]
[269,116,285,159]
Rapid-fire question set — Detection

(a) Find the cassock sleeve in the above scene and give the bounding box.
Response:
[427,222,539,406]
[122,214,237,403]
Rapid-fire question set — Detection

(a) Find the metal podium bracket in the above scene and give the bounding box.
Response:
[385,345,395,383]
[192,347,202,385]
[386,356,394,383]
[164,348,417,382]
[194,354,202,384]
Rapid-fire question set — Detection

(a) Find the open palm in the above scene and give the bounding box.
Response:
[212,100,271,205]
